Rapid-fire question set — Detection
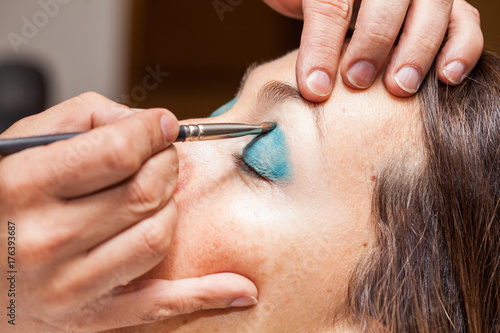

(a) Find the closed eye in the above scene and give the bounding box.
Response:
[232,153,273,183]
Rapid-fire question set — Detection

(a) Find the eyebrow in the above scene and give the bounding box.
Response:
[237,65,325,139]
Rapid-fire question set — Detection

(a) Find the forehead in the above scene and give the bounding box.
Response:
[243,50,422,172]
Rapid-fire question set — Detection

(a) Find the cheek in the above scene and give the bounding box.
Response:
[169,216,269,280]
[142,186,372,330]
[148,196,275,286]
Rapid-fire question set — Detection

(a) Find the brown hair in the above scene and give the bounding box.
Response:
[348,50,500,332]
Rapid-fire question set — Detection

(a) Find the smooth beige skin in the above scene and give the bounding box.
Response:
[110,49,420,332]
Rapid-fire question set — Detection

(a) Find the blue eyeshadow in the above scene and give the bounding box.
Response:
[210,97,237,117]
[242,125,291,181]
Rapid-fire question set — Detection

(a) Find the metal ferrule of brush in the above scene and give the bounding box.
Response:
[177,123,272,142]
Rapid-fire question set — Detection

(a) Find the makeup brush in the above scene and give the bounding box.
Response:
[0,122,277,156]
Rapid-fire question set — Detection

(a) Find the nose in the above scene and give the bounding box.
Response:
[172,117,242,206]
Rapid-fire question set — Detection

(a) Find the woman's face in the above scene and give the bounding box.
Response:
[133,50,419,332]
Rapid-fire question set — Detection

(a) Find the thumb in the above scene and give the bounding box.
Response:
[297,0,354,102]
[91,273,258,330]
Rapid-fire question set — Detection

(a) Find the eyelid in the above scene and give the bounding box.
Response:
[232,153,274,184]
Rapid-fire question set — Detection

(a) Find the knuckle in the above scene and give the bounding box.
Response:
[0,166,40,202]
[310,0,351,23]
[305,36,339,54]
[31,273,78,312]
[77,91,109,105]
[126,146,179,215]
[1,115,35,138]
[0,172,23,200]
[162,148,180,193]
[39,284,81,319]
[413,29,443,58]
[141,304,176,322]
[104,135,141,173]
[462,3,480,24]
[164,146,179,171]
[301,36,341,68]
[439,0,454,10]
[20,229,71,264]
[41,283,68,308]
[431,0,453,15]
[127,173,167,216]
[142,291,202,322]
[360,25,395,49]
[136,220,171,259]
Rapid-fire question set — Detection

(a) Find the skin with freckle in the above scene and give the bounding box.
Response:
[105,45,421,332]
[210,97,238,118]
[243,125,291,181]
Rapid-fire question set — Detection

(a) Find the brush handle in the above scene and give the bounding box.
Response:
[0,126,189,156]
[0,132,85,156]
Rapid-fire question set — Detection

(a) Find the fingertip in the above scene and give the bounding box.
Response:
[392,65,422,95]
[158,111,179,143]
[132,107,179,148]
[300,70,333,102]
[230,296,258,308]
[344,60,377,89]
[383,71,417,98]
[307,70,333,96]
[208,272,258,297]
[441,60,466,85]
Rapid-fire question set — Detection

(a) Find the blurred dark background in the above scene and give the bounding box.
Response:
[0,0,498,131]
[126,1,302,120]
[0,61,48,132]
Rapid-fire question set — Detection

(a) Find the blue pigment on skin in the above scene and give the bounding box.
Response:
[242,125,291,181]
[210,98,237,117]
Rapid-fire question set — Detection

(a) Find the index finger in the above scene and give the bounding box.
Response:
[297,0,354,102]
[1,92,134,139]
[5,108,179,199]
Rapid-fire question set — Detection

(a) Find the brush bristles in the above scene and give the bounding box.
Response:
[260,122,277,134]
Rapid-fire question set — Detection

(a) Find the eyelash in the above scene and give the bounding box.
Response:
[232,153,273,183]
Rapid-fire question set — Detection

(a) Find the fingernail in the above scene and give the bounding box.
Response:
[230,296,258,308]
[394,66,421,94]
[306,70,333,96]
[443,61,466,84]
[160,115,178,142]
[346,61,376,89]
[130,108,146,113]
